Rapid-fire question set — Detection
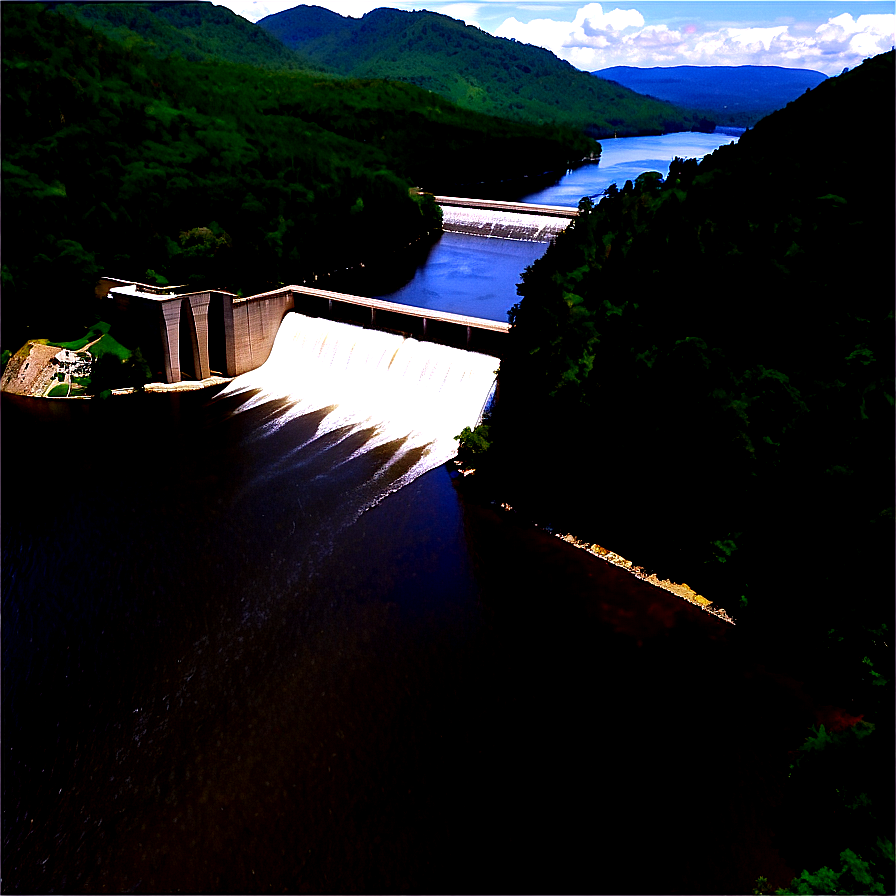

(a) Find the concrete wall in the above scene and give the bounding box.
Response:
[105,282,509,384]
[227,288,295,376]
[159,292,216,382]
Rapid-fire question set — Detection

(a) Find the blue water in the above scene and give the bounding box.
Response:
[375,132,741,321]
[520,131,741,207]
[373,231,544,322]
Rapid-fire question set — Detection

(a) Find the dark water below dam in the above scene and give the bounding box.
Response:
[3,131,815,894]
[2,389,807,894]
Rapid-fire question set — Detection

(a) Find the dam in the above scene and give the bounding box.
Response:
[434,195,577,241]
[99,280,509,386]
[100,195,570,385]
[218,312,501,499]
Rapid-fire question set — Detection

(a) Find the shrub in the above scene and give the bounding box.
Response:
[455,422,492,469]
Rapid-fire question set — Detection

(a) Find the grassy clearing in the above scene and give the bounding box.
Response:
[88,332,131,361]
[48,383,70,397]
[50,321,112,352]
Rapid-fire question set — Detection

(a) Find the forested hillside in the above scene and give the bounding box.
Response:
[481,51,894,891]
[593,65,827,127]
[258,5,714,137]
[1,2,591,351]
[47,0,317,71]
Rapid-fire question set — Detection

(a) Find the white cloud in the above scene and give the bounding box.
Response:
[814,12,896,64]
[438,3,484,27]
[215,0,894,72]
[724,26,789,52]
[492,3,895,73]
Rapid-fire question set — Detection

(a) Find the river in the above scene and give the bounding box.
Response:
[359,130,741,321]
[3,132,806,895]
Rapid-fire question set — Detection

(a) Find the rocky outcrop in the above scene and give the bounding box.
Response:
[0,343,66,396]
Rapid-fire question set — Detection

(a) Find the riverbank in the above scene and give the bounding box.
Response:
[450,464,735,624]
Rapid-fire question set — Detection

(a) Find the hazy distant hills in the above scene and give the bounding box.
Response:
[258,5,712,137]
[48,1,318,71]
[592,65,827,127]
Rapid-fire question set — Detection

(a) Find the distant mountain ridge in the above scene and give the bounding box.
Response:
[48,1,318,71]
[258,5,713,137]
[592,65,827,127]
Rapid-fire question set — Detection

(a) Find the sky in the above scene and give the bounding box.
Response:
[213,0,895,74]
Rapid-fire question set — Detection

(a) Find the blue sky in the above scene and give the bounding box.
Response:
[215,0,895,74]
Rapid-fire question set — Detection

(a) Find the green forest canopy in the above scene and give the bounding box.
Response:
[1,1,593,350]
[486,53,894,890]
[258,5,716,137]
[48,0,320,71]
[496,51,893,632]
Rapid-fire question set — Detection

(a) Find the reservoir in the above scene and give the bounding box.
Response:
[3,131,804,895]
[362,130,740,321]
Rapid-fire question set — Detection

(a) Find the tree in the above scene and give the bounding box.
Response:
[755,841,894,895]
[454,422,492,470]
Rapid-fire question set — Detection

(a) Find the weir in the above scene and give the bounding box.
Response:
[434,195,577,242]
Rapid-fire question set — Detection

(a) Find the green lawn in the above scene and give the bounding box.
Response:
[88,332,131,362]
[48,383,70,397]
[49,321,111,352]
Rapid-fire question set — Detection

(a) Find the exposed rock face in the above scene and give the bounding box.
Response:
[0,343,65,396]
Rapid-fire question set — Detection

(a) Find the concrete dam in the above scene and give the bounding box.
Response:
[435,195,578,242]
[217,312,502,496]
[100,196,577,385]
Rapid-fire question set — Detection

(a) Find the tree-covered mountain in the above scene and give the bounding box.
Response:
[484,52,894,887]
[593,64,828,127]
[496,49,893,629]
[47,0,318,71]
[258,5,715,137]
[1,2,591,352]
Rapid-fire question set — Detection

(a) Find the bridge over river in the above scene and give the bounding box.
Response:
[101,196,577,384]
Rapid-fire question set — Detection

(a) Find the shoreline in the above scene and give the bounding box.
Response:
[450,464,736,625]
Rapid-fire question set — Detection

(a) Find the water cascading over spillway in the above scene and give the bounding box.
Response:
[217,312,499,511]
[440,206,570,242]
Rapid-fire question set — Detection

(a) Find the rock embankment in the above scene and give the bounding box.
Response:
[137,376,230,394]
[491,498,737,625]
[555,531,736,625]
[1,341,231,398]
[1,342,64,396]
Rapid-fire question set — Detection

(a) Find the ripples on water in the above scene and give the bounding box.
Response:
[1,375,800,895]
[219,313,500,509]
[4,129,812,896]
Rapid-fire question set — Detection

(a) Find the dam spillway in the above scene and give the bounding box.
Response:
[217,312,499,508]
[435,196,577,243]
[100,196,561,385]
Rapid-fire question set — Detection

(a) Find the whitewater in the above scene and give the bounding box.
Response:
[216,311,499,507]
